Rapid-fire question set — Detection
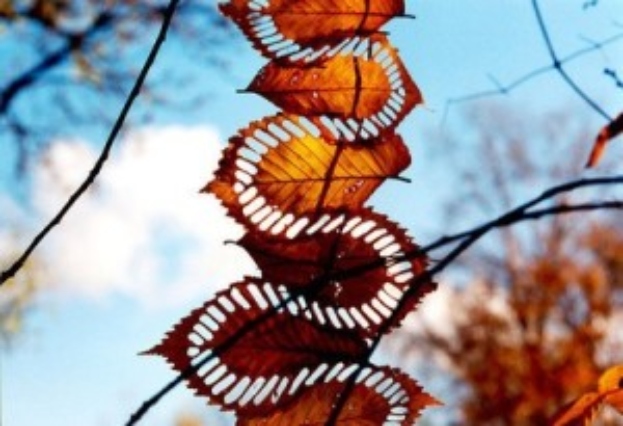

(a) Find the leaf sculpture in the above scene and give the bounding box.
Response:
[248,36,422,140]
[150,1,439,424]
[206,113,411,231]
[238,366,439,426]
[220,0,405,63]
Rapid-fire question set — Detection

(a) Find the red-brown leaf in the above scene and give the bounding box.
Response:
[237,366,440,425]
[248,36,422,139]
[239,209,436,337]
[146,279,368,416]
[220,0,405,63]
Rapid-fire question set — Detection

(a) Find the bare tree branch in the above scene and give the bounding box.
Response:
[0,0,181,287]
[0,10,114,114]
[125,174,622,425]
[604,67,623,89]
[442,31,623,124]
[0,1,230,179]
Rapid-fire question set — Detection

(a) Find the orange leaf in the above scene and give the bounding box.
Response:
[585,112,623,167]
[599,365,623,414]
[205,113,411,231]
[248,36,422,139]
[146,279,368,416]
[238,366,440,426]
[604,390,623,415]
[239,209,436,337]
[552,365,623,425]
[551,392,603,426]
[220,0,405,63]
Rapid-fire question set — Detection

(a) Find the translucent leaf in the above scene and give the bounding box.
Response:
[552,365,623,425]
[237,366,440,426]
[552,392,602,426]
[599,365,623,414]
[146,279,368,416]
[239,209,436,336]
[205,114,410,229]
[248,36,422,139]
[220,0,405,63]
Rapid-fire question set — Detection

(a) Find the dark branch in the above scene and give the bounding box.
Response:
[443,31,623,122]
[531,0,611,121]
[125,174,622,425]
[0,0,181,287]
[605,68,623,90]
[0,11,114,115]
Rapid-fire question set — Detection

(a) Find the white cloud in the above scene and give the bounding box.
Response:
[32,126,256,308]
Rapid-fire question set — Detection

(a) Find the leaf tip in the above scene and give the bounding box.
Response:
[585,130,609,168]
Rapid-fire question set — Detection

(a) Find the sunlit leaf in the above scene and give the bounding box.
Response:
[599,365,623,414]
[146,279,368,416]
[205,114,410,229]
[247,36,422,139]
[552,365,623,425]
[551,392,603,426]
[239,209,436,336]
[238,366,440,426]
[220,0,405,63]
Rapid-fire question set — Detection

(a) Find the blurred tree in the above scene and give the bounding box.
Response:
[396,104,623,425]
[173,412,205,426]
[0,236,42,347]
[0,0,233,173]
[172,409,232,426]
[0,0,235,344]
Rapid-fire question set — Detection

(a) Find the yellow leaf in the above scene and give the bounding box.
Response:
[598,365,623,414]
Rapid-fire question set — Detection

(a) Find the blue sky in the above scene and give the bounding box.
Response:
[2,1,623,425]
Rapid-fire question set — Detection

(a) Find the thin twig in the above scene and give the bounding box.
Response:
[421,175,623,254]
[442,27,623,123]
[531,0,611,121]
[0,11,115,114]
[0,0,181,287]
[326,193,623,424]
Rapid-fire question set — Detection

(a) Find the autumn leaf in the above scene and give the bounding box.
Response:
[585,112,623,167]
[220,0,405,63]
[205,114,410,231]
[599,365,623,414]
[239,209,436,337]
[551,365,623,425]
[238,366,440,426]
[551,393,603,426]
[146,279,368,416]
[247,36,422,140]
